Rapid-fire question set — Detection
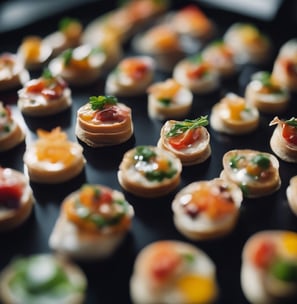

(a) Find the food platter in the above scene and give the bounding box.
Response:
[0,0,297,303]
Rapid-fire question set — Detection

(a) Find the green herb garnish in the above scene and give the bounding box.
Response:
[182,253,195,263]
[62,49,73,66]
[59,17,80,31]
[158,98,171,106]
[252,71,272,86]
[189,53,203,64]
[134,146,156,162]
[285,117,297,128]
[89,95,118,111]
[166,116,209,138]
[251,154,271,169]
[270,259,297,283]
[229,154,245,169]
[42,68,53,80]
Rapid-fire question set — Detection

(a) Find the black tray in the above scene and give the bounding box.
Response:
[0,1,297,303]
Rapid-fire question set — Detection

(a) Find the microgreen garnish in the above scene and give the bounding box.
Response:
[59,17,79,31]
[229,154,245,169]
[42,68,53,80]
[252,71,272,87]
[158,98,171,106]
[166,116,209,138]
[62,49,73,66]
[251,154,270,169]
[89,95,118,111]
[134,146,156,162]
[188,53,203,64]
[285,117,297,128]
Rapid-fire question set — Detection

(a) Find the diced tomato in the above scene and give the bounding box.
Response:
[0,183,22,209]
[150,246,182,282]
[186,63,209,79]
[95,106,126,122]
[26,79,45,94]
[120,58,149,80]
[252,240,276,269]
[282,123,297,145]
[281,58,297,77]
[169,128,201,150]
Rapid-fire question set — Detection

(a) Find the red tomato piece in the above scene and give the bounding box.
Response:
[95,106,126,122]
[169,128,201,150]
[252,240,276,269]
[282,123,297,145]
[0,183,22,209]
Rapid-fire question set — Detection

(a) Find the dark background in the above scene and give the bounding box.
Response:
[0,1,297,303]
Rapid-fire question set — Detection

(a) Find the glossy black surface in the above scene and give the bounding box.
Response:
[0,1,297,303]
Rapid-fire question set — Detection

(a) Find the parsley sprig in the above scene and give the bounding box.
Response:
[166,116,209,138]
[252,71,272,86]
[89,95,118,111]
[285,117,297,128]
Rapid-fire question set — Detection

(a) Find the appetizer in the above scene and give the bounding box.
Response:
[0,167,34,231]
[105,56,155,97]
[0,254,87,304]
[130,240,219,304]
[49,44,107,86]
[241,230,297,304]
[18,69,72,116]
[221,149,281,198]
[147,78,193,120]
[223,23,271,65]
[173,53,219,94]
[17,36,52,70]
[172,178,243,240]
[210,92,259,135]
[269,116,297,163]
[117,145,182,198]
[132,24,184,72]
[168,4,214,41]
[83,0,169,44]
[202,40,237,78]
[23,127,85,184]
[157,116,211,166]
[0,53,29,91]
[272,39,297,92]
[44,17,83,57]
[245,71,290,114]
[49,184,134,260]
[75,95,133,147]
[286,175,297,216]
[0,102,25,152]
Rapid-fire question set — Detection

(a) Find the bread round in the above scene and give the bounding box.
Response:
[0,167,34,232]
[147,79,193,120]
[223,23,271,65]
[130,240,218,304]
[18,77,72,117]
[286,175,297,216]
[0,102,25,152]
[270,120,297,163]
[172,178,242,240]
[241,230,297,304]
[221,149,281,198]
[210,93,259,135]
[75,100,133,147]
[0,254,87,304]
[17,36,52,70]
[49,44,106,86]
[118,145,182,198]
[49,184,134,260]
[157,119,211,166]
[173,56,219,94]
[23,128,85,184]
[0,53,29,91]
[105,56,155,97]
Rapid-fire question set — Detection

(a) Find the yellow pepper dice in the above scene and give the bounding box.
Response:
[22,36,41,61]
[79,185,96,207]
[225,95,245,120]
[156,157,170,171]
[177,274,216,304]
[282,232,297,256]
[246,162,262,177]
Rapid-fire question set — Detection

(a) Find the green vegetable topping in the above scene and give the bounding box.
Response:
[158,98,171,106]
[166,116,209,138]
[252,71,272,87]
[145,165,177,182]
[270,259,297,283]
[251,154,270,169]
[285,117,297,128]
[59,17,80,31]
[182,253,195,263]
[189,53,203,64]
[89,95,118,111]
[42,68,53,80]
[229,154,245,169]
[134,146,156,162]
[62,49,73,66]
